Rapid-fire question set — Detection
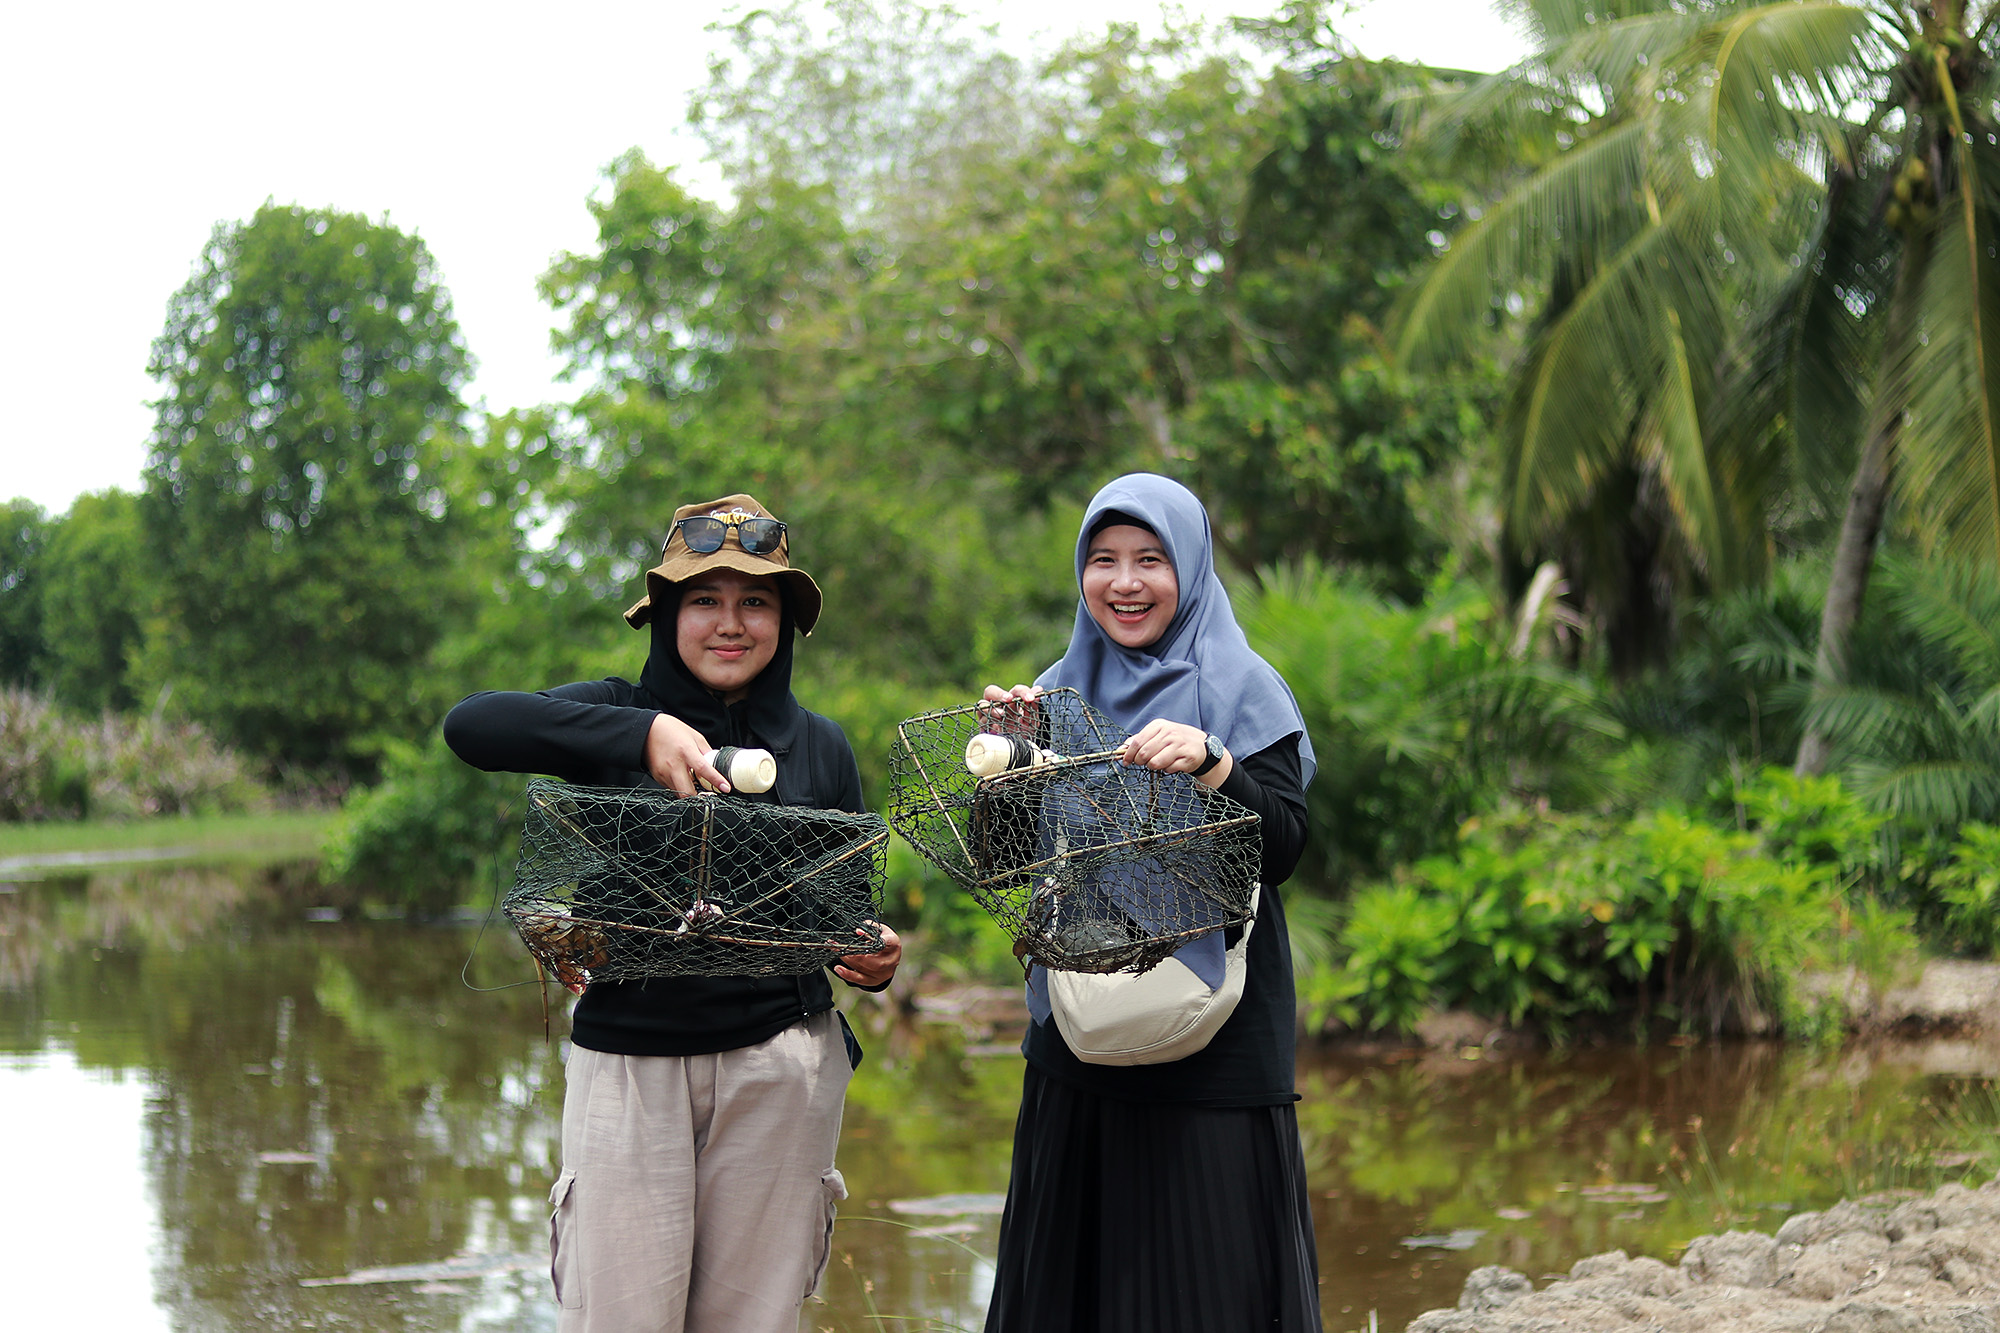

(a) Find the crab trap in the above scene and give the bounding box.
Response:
[888,689,1261,974]
[504,779,890,986]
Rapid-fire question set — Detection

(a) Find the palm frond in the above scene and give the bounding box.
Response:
[1880,556,2000,683]
[1504,0,1704,49]
[1428,5,1716,153]
[1398,116,1654,367]
[1901,137,2000,562]
[1647,303,1731,578]
[1712,160,1888,526]
[1801,683,1929,752]
[1703,1,1885,153]
[1502,193,1735,559]
[1550,7,1730,91]
[1850,759,1994,823]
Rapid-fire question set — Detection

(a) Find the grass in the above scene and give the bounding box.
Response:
[0,809,338,869]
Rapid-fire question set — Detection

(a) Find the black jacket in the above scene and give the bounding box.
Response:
[444,677,868,1056]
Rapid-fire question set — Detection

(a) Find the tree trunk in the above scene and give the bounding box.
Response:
[1794,422,1893,775]
[1795,229,1931,776]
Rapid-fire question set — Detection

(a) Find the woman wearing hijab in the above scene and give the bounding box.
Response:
[981,473,1320,1333]
[443,493,901,1333]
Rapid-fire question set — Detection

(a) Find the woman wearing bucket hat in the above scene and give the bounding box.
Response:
[444,493,901,1333]
[978,473,1320,1333]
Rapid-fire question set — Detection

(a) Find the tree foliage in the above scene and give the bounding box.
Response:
[141,203,475,776]
[530,0,1493,683]
[0,499,49,691]
[40,489,148,714]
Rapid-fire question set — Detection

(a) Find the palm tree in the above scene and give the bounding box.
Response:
[1399,1,2000,738]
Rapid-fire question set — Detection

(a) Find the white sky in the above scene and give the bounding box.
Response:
[0,1,1529,516]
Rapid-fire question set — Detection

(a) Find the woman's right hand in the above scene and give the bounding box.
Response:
[646,713,729,795]
[979,684,1042,734]
[978,685,1044,751]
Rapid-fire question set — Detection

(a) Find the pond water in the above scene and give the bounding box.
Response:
[3,854,1998,1333]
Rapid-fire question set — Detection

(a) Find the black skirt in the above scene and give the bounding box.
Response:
[983,1064,1324,1333]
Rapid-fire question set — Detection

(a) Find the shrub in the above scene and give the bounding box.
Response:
[0,689,80,819]
[1302,880,1451,1035]
[0,687,263,820]
[75,709,265,817]
[1313,785,1918,1039]
[1935,823,2000,957]
[320,734,522,916]
[1733,768,1888,877]
[1237,566,1623,894]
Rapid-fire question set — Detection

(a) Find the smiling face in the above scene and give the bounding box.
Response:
[1081,523,1180,650]
[676,569,783,702]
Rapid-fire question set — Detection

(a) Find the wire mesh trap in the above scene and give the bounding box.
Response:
[887,689,1261,974]
[505,779,890,986]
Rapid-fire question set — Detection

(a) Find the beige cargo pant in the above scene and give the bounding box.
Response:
[549,1010,853,1333]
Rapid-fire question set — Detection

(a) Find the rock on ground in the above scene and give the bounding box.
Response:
[1406,1177,2000,1332]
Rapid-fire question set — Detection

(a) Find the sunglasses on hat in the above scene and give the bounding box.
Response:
[668,512,788,556]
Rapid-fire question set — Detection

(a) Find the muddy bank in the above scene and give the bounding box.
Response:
[1408,1176,2000,1332]
[1811,961,2000,1035]
[1372,961,2000,1054]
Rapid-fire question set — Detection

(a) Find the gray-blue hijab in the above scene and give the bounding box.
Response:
[1035,474,1316,786]
[1023,474,1314,1019]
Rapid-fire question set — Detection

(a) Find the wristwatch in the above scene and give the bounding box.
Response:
[1191,732,1226,777]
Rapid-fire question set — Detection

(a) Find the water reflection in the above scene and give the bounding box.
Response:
[1,1049,165,1331]
[1,863,566,1332]
[2,856,1997,1333]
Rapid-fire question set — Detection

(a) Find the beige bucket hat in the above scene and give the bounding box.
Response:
[622,493,824,635]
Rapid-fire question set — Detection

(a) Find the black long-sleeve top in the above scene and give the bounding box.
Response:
[1021,736,1311,1107]
[444,679,869,1057]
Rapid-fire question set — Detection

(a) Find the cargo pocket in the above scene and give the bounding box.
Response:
[548,1168,582,1309]
[806,1166,848,1299]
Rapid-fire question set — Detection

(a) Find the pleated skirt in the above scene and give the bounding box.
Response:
[983,1065,1324,1333]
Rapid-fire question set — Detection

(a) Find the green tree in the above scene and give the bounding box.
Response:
[822,5,1496,590]
[142,203,474,776]
[40,489,149,714]
[1194,15,1501,591]
[1399,0,2000,704]
[673,1,1493,593]
[0,499,48,690]
[537,148,1079,687]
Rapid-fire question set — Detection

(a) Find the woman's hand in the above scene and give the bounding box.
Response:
[645,713,729,795]
[1122,719,1231,788]
[979,684,1042,735]
[834,922,902,989]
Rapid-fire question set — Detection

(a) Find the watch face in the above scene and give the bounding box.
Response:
[1206,733,1225,763]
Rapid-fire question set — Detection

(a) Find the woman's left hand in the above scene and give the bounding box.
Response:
[834,922,902,989]
[1122,719,1231,787]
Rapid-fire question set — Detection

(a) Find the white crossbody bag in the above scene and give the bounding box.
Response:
[1047,884,1259,1066]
